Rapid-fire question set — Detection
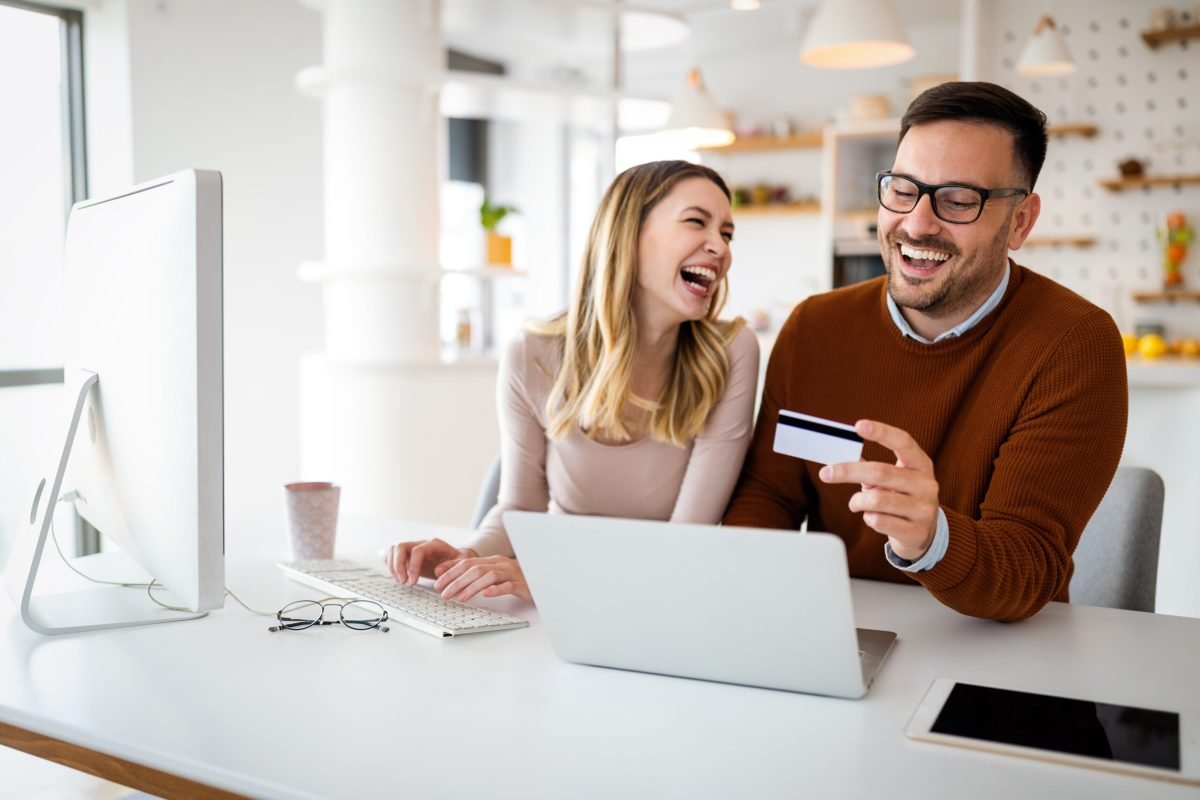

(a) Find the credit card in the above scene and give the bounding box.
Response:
[772,410,864,465]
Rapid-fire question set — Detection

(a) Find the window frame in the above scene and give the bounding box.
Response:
[0,0,92,551]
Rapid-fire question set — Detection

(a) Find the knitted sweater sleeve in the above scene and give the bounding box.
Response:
[911,309,1129,621]
[723,308,811,530]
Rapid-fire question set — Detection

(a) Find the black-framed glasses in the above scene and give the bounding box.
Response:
[876,171,1030,224]
[269,599,390,633]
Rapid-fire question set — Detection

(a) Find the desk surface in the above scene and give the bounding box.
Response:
[2,518,1199,800]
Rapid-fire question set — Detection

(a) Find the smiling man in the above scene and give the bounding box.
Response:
[725,82,1128,622]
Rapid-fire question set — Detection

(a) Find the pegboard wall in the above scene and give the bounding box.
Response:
[982,0,1200,336]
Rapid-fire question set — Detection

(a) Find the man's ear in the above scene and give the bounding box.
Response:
[1007,192,1041,250]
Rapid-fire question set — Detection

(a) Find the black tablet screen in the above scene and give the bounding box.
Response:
[931,683,1180,770]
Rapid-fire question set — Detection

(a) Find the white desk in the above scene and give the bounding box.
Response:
[2,518,1198,800]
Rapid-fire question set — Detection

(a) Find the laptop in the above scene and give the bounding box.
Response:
[504,511,897,699]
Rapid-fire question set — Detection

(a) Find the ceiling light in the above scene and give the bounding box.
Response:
[660,68,735,149]
[799,0,914,69]
[731,0,762,10]
[1016,15,1076,76]
[620,8,691,51]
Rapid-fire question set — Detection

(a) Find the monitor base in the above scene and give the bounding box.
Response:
[3,370,206,635]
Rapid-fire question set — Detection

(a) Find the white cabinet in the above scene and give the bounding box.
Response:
[820,120,900,289]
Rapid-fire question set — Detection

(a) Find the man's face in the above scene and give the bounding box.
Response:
[877,120,1039,335]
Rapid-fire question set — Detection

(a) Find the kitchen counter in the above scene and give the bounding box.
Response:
[1124,362,1200,617]
[1127,358,1200,387]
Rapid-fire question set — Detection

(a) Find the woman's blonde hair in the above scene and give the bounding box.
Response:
[528,160,744,447]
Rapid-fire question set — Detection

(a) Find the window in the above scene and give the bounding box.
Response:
[0,0,87,562]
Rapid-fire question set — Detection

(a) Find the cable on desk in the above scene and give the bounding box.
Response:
[48,497,274,617]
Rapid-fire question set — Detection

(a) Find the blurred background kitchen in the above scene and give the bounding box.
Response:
[1,0,1197,628]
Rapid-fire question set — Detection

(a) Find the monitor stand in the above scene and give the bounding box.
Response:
[2,370,206,635]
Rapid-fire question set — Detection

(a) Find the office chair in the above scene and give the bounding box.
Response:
[469,455,502,529]
[1069,466,1164,613]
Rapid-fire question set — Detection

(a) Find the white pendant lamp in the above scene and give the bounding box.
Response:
[800,0,914,69]
[1016,15,1076,76]
[660,68,735,148]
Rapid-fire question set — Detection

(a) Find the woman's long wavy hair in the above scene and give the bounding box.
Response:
[528,160,744,447]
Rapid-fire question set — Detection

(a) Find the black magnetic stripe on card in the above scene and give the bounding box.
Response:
[777,414,863,443]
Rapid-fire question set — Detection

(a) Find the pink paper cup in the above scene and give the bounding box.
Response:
[283,482,340,560]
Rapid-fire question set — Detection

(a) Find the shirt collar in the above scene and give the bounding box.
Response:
[886,262,1011,344]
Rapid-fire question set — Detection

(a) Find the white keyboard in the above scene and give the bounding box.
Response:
[277,559,529,638]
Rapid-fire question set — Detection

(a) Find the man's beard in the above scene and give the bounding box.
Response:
[883,212,1012,320]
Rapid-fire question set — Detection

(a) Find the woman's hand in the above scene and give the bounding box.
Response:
[432,555,532,603]
[383,538,477,585]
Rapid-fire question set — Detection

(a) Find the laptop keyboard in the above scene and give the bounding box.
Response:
[277,559,529,638]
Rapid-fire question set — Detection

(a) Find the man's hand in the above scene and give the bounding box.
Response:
[818,419,940,561]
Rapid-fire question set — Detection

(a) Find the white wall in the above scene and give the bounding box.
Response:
[977,0,1200,334]
[87,0,325,541]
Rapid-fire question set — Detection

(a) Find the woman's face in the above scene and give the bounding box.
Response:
[633,176,734,331]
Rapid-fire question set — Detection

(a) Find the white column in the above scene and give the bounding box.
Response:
[296,0,500,525]
[297,0,441,363]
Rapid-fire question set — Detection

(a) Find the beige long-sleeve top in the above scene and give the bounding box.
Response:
[468,325,760,557]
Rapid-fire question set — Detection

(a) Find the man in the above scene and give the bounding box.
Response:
[724,82,1127,622]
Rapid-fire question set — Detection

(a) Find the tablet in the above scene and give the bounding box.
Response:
[905,678,1200,786]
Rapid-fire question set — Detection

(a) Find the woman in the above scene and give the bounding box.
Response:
[385,160,759,602]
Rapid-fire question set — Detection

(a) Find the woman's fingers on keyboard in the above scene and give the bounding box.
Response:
[384,538,454,584]
[410,538,461,583]
[433,558,465,579]
[385,542,412,582]
[436,556,528,602]
[481,581,515,598]
[455,570,502,603]
[432,558,470,593]
[482,579,530,602]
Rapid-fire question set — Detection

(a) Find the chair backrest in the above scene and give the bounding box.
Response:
[1069,466,1164,612]
[469,455,502,529]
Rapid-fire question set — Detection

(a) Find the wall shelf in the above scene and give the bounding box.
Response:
[1098,174,1200,192]
[734,201,820,216]
[698,131,823,152]
[1046,123,1099,138]
[1132,290,1200,304]
[703,123,1093,153]
[1140,24,1200,49]
[1024,235,1097,247]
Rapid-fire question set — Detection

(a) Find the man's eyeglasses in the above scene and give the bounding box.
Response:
[269,599,390,633]
[876,171,1029,225]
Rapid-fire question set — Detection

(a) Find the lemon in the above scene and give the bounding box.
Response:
[1121,333,1139,356]
[1138,334,1169,360]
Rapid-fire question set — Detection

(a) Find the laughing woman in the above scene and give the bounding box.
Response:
[385,160,759,602]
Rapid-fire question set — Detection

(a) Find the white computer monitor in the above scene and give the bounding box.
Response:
[3,169,224,634]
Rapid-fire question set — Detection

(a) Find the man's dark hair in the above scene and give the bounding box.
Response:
[899,81,1048,191]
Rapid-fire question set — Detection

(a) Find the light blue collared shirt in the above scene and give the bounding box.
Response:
[882,264,1011,573]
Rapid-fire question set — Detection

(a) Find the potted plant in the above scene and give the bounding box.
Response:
[480,197,518,266]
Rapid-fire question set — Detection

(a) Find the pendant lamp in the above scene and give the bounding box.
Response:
[800,0,914,69]
[660,68,735,148]
[1016,15,1076,76]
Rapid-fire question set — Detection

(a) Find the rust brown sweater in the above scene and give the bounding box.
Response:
[725,263,1128,622]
